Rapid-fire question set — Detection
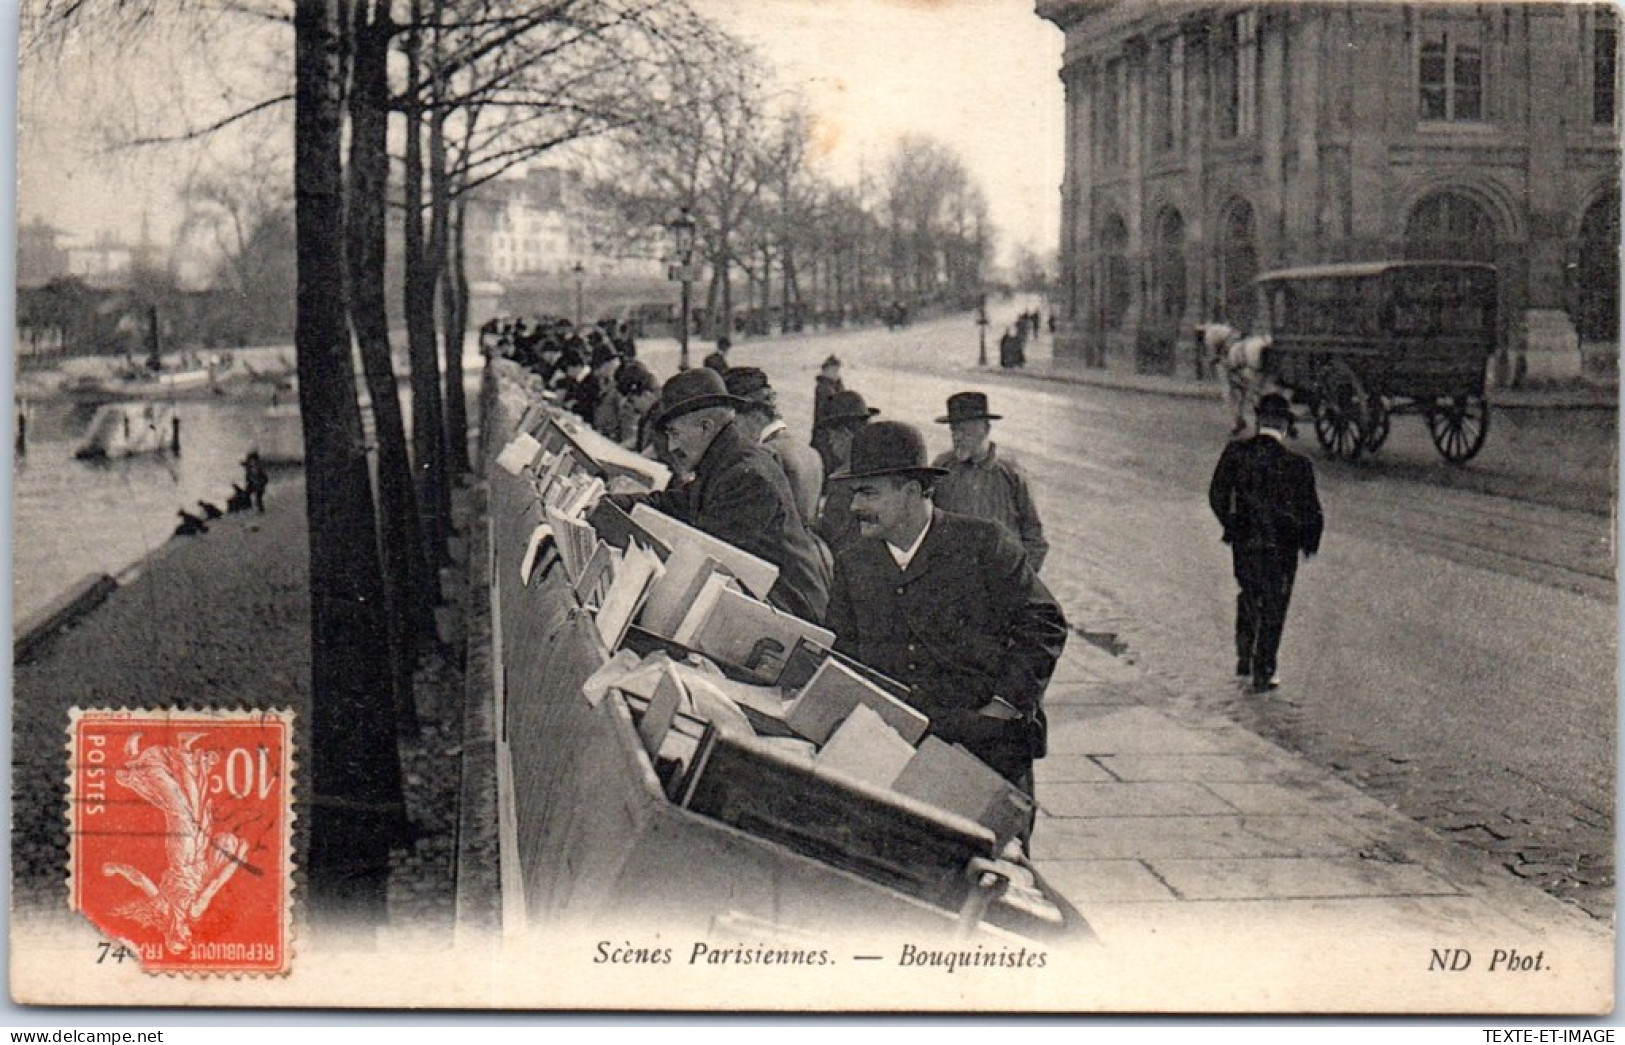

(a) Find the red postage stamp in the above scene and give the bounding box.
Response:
[67,707,295,975]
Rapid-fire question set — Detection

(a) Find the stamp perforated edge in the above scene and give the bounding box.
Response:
[65,705,298,978]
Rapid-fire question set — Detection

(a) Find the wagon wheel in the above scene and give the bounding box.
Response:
[1311,361,1371,462]
[1362,396,1392,454]
[1427,394,1490,465]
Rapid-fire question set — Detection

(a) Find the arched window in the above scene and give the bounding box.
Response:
[1218,201,1258,327]
[1404,192,1496,262]
[1099,215,1131,331]
[1153,208,1186,325]
[1576,193,1620,342]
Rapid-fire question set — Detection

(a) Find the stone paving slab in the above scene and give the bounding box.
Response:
[1036,859,1179,903]
[1031,813,1373,861]
[1041,780,1238,818]
[1035,754,1117,784]
[1048,705,1227,756]
[1201,779,1358,816]
[1094,753,1278,782]
[1043,681,1142,706]
[1146,856,1465,902]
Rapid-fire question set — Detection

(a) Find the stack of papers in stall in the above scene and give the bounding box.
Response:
[629,503,778,600]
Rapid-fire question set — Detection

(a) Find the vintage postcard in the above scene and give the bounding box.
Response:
[8,0,1618,1018]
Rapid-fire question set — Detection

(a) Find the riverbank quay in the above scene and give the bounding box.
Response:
[9,467,467,944]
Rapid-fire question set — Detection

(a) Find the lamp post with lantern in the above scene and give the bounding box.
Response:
[668,206,696,371]
[571,260,585,327]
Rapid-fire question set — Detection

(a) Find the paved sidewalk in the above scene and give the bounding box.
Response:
[1030,631,1612,968]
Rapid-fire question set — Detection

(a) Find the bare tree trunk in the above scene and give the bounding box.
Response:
[347,0,425,731]
[402,0,449,585]
[422,96,454,531]
[443,194,472,477]
[296,0,405,933]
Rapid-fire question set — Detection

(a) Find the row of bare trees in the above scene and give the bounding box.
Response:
[591,52,995,339]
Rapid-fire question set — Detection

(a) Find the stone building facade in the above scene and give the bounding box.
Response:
[1037,1,1621,383]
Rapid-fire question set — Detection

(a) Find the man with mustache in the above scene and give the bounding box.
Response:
[622,367,831,624]
[824,421,1067,823]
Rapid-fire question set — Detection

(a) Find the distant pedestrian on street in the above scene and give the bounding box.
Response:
[242,451,270,514]
[703,336,731,375]
[1207,394,1324,694]
[930,392,1048,573]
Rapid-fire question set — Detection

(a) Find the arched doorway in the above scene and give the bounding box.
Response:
[1404,191,1496,262]
[1152,208,1187,326]
[1098,215,1131,332]
[1575,193,1620,343]
[1218,200,1258,328]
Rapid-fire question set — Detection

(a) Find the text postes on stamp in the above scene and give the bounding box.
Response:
[67,707,295,975]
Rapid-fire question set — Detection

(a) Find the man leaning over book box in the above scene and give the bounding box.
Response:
[823,421,1067,843]
[607,367,833,625]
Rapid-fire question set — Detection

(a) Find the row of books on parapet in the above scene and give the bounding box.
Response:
[495,412,1041,899]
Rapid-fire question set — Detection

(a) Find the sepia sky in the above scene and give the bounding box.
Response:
[13,0,1066,265]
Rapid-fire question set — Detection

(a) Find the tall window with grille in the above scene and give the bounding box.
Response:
[1418,18,1483,122]
[1595,6,1617,127]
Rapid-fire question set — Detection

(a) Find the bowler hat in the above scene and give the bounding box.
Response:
[615,361,658,398]
[830,421,947,482]
[590,342,618,368]
[821,355,842,369]
[1255,393,1295,422]
[935,391,1002,424]
[722,366,774,404]
[650,366,750,429]
[817,389,879,430]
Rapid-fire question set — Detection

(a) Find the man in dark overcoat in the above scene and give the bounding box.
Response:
[628,367,832,624]
[1207,393,1324,693]
[824,421,1067,803]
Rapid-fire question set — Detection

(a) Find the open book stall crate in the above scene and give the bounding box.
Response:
[484,361,1091,945]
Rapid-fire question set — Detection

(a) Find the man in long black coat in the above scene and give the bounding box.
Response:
[1207,394,1324,693]
[824,421,1067,802]
[634,368,832,624]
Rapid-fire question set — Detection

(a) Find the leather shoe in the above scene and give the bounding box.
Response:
[1235,659,1251,677]
[1250,675,1280,693]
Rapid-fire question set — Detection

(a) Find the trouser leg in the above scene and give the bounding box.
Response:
[1254,556,1299,679]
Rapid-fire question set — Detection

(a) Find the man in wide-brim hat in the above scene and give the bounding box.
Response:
[619,366,831,623]
[812,388,879,551]
[930,391,1049,573]
[825,421,1067,834]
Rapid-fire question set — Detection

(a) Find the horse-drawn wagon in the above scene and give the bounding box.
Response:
[1256,261,1499,464]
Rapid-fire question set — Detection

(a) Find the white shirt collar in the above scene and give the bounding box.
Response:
[887,510,933,569]
[1258,426,1286,443]
[759,418,787,444]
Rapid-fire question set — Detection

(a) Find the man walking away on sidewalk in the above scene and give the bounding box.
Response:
[1207,394,1324,693]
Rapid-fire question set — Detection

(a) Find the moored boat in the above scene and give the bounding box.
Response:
[73,401,178,460]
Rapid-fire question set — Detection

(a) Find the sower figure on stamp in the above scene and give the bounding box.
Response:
[824,421,1067,842]
[1207,394,1324,694]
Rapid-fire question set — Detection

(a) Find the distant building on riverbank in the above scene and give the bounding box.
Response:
[1037,1,1622,384]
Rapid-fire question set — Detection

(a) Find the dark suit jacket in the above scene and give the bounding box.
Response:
[644,418,831,623]
[1208,433,1324,556]
[824,508,1067,772]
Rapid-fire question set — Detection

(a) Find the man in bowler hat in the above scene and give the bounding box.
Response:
[724,367,824,529]
[1208,394,1324,693]
[621,367,831,623]
[825,421,1068,817]
[812,389,879,552]
[931,392,1049,572]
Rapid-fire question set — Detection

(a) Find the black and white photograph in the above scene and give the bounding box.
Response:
[6,0,1619,1016]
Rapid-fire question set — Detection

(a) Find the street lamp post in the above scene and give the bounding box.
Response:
[669,206,696,371]
[571,261,585,327]
[976,297,989,367]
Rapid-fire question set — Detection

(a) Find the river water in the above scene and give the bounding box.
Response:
[10,395,286,624]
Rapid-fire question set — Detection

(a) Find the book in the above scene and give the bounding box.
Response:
[687,586,837,686]
[629,503,779,600]
[778,638,913,704]
[784,656,930,747]
[586,498,671,559]
[495,431,543,476]
[572,539,618,607]
[552,414,671,491]
[672,571,738,646]
[635,542,727,637]
[892,737,1035,847]
[595,540,665,650]
[636,663,688,756]
[814,704,916,789]
[519,523,556,586]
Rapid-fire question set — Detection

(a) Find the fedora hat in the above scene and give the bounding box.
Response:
[830,421,947,482]
[817,389,879,430]
[935,391,1002,423]
[650,366,750,429]
[722,366,774,404]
